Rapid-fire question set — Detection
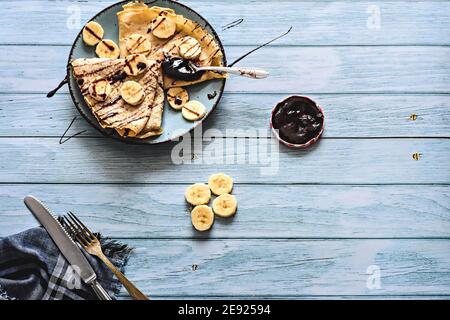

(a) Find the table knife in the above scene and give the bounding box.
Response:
[24,195,112,300]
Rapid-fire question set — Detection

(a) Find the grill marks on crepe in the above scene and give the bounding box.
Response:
[71,58,164,137]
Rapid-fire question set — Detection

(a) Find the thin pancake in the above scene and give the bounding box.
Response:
[117,3,226,89]
[71,57,164,138]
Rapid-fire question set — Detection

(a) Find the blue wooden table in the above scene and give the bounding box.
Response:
[1,0,450,299]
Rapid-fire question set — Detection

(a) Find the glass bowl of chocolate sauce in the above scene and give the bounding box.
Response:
[270,96,325,148]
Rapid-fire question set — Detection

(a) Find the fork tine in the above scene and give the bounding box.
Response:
[61,216,76,235]
[65,214,90,244]
[65,214,91,244]
[68,211,96,240]
[62,216,89,246]
[61,218,75,238]
[66,212,93,242]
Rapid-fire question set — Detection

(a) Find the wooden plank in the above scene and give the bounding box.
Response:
[1,184,449,238]
[1,1,449,46]
[0,138,448,184]
[0,94,96,137]
[112,239,450,296]
[1,94,450,138]
[1,46,449,94]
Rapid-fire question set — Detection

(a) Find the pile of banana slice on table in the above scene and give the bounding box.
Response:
[185,173,237,232]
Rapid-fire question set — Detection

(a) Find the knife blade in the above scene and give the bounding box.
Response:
[24,195,111,300]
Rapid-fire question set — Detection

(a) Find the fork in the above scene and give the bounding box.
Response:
[63,211,149,300]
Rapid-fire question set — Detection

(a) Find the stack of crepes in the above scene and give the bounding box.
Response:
[71,58,164,138]
[70,2,225,139]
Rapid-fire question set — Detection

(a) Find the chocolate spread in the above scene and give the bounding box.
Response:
[272,96,323,145]
[162,57,204,81]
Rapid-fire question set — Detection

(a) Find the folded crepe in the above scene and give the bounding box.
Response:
[71,57,164,138]
[117,2,226,89]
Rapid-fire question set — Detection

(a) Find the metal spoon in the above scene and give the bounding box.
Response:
[190,64,269,79]
[162,56,269,80]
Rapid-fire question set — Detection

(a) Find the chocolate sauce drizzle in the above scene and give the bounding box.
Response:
[207,91,217,100]
[47,75,68,98]
[152,17,167,32]
[59,116,87,144]
[228,26,292,67]
[221,18,244,31]
[130,36,146,51]
[100,40,115,52]
[84,25,102,40]
[109,71,127,84]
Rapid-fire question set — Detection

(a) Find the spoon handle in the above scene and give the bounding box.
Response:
[196,66,269,79]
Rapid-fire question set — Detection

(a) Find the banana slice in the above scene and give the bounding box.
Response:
[185,183,211,206]
[82,21,104,46]
[96,39,120,59]
[182,100,206,121]
[126,34,152,55]
[212,194,237,218]
[179,36,202,60]
[167,87,189,110]
[151,16,176,39]
[124,54,148,76]
[120,81,145,106]
[208,173,233,195]
[191,205,214,232]
[89,78,111,102]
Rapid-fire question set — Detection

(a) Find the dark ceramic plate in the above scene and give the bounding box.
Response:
[67,0,226,144]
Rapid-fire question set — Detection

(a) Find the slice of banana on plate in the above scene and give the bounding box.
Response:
[120,81,145,106]
[208,173,233,195]
[96,39,120,58]
[82,21,104,46]
[126,34,152,55]
[167,87,189,110]
[89,78,111,101]
[124,54,148,76]
[151,16,176,39]
[212,194,238,218]
[182,100,206,121]
[191,205,214,232]
[185,183,211,206]
[179,36,202,60]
